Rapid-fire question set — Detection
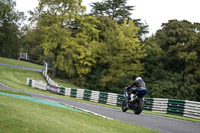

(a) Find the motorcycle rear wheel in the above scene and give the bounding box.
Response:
[134,98,144,115]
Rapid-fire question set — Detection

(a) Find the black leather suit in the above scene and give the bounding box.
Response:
[127,79,146,95]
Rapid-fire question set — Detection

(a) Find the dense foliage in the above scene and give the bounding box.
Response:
[0,0,199,101]
[144,20,200,101]
[0,0,25,57]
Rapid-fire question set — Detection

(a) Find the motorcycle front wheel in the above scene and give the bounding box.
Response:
[122,99,128,112]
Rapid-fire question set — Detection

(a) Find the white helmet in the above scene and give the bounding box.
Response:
[135,77,142,81]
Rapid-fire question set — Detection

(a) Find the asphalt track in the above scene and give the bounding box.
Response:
[0,63,42,72]
[0,63,200,133]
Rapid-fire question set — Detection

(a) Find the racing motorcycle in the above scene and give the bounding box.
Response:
[122,88,148,114]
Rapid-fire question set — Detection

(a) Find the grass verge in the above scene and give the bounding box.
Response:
[53,78,82,89]
[0,66,45,89]
[0,57,43,69]
[0,95,158,133]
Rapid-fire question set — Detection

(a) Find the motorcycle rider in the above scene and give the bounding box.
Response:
[125,77,146,107]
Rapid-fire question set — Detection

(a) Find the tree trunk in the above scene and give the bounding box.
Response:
[52,67,56,78]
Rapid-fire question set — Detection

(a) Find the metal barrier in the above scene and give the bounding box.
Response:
[183,100,200,119]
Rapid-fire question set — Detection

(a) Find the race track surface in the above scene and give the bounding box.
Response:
[0,63,42,72]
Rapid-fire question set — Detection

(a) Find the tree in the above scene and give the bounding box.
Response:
[153,19,200,101]
[35,0,86,77]
[156,20,200,77]
[156,20,199,72]
[73,16,100,77]
[89,0,149,39]
[0,0,25,57]
[90,0,134,24]
[88,16,116,41]
[22,28,43,61]
[34,0,101,80]
[95,20,146,92]
[142,36,164,97]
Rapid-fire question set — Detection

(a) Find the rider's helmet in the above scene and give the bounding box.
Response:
[135,77,142,81]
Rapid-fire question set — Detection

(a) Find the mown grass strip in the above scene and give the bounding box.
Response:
[0,57,43,69]
[53,78,82,89]
[0,92,85,113]
[0,95,158,133]
[0,65,45,86]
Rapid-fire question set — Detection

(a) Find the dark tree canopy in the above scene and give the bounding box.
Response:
[0,0,25,57]
[89,0,149,39]
[144,19,200,101]
[90,0,134,23]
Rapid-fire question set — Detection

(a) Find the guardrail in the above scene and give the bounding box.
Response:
[26,70,200,119]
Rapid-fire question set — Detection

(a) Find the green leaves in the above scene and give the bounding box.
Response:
[75,43,96,75]
[37,0,100,77]
[0,0,25,57]
[90,0,134,24]
[89,0,149,39]
[144,20,200,101]
[97,20,145,90]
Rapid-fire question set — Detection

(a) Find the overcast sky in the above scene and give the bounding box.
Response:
[16,0,200,36]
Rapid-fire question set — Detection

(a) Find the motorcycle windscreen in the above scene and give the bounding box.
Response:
[136,89,148,98]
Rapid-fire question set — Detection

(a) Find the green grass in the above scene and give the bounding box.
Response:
[0,88,30,96]
[0,57,44,69]
[0,57,200,124]
[0,66,45,90]
[0,95,158,133]
[53,78,84,89]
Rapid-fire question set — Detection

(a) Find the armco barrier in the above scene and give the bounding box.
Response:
[27,78,46,91]
[58,86,65,96]
[49,84,60,94]
[99,92,108,104]
[167,99,185,116]
[27,78,33,87]
[76,89,84,99]
[144,98,154,111]
[35,80,47,91]
[183,100,200,119]
[83,90,92,101]
[107,93,118,106]
[70,88,77,97]
[65,88,71,96]
[117,94,124,107]
[27,70,200,120]
[90,90,100,102]
[152,98,168,113]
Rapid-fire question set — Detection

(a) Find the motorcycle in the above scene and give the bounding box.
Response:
[122,88,148,114]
